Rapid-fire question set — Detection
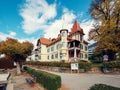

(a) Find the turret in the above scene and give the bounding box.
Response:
[60,29,68,48]
[60,29,68,42]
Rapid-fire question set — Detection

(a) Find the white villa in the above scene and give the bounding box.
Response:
[36,20,88,62]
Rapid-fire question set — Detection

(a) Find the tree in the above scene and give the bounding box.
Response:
[0,38,33,74]
[89,0,120,52]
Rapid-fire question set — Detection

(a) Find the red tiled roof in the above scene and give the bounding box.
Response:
[71,20,84,35]
[67,37,72,41]
[47,37,61,46]
[39,38,51,45]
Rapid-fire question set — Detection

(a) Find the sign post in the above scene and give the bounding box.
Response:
[103,54,108,61]
[103,54,108,72]
[71,63,79,73]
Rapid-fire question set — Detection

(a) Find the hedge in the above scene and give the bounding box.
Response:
[89,84,120,90]
[102,60,120,69]
[78,62,92,71]
[25,61,92,71]
[25,61,71,68]
[24,66,61,90]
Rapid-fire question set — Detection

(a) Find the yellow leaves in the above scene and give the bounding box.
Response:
[89,0,120,52]
[0,38,34,62]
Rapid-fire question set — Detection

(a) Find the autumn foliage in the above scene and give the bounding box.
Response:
[0,38,33,62]
[89,0,120,52]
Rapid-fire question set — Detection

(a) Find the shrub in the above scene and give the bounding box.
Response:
[102,60,120,69]
[24,66,61,90]
[78,62,92,71]
[25,61,93,71]
[89,84,120,90]
[61,62,70,68]
[25,61,71,68]
[90,59,103,63]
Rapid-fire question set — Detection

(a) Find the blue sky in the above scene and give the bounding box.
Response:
[0,0,94,48]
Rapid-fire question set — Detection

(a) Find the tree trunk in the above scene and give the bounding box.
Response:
[16,62,21,75]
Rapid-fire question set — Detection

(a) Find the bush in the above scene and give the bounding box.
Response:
[78,62,92,71]
[60,62,70,68]
[24,66,61,90]
[89,84,120,90]
[25,61,93,71]
[25,61,70,68]
[90,59,103,63]
[102,60,120,69]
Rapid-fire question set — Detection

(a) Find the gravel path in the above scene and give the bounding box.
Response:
[57,73,120,90]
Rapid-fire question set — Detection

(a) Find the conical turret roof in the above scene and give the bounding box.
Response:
[71,20,84,35]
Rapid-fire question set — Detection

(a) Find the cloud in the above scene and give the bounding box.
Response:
[19,0,95,45]
[0,31,37,49]
[0,31,17,41]
[9,31,16,37]
[0,32,10,41]
[20,0,77,38]
[44,8,76,38]
[80,19,95,44]
[18,37,38,49]
[20,0,57,34]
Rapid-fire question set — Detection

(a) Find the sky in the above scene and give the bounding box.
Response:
[0,0,95,49]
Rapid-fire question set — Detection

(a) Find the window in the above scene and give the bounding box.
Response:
[51,54,54,59]
[55,53,58,58]
[59,52,62,59]
[80,44,83,49]
[80,53,83,58]
[51,46,54,51]
[38,42,41,46]
[61,42,65,47]
[85,46,88,51]
[38,56,41,59]
[68,43,70,48]
[47,56,49,60]
[80,35,83,41]
[85,54,88,59]
[39,50,41,53]
[47,48,50,52]
[56,44,59,50]
[61,31,65,37]
[58,43,62,49]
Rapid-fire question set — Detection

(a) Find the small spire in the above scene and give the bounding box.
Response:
[71,20,84,34]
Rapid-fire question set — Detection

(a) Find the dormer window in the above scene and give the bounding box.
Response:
[38,42,41,47]
[61,31,65,37]
[80,35,83,41]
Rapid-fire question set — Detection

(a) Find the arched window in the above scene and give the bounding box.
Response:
[51,54,54,59]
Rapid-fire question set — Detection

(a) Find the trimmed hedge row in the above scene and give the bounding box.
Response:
[24,66,61,90]
[25,61,92,71]
[103,60,120,69]
[89,84,120,90]
[25,61,70,68]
